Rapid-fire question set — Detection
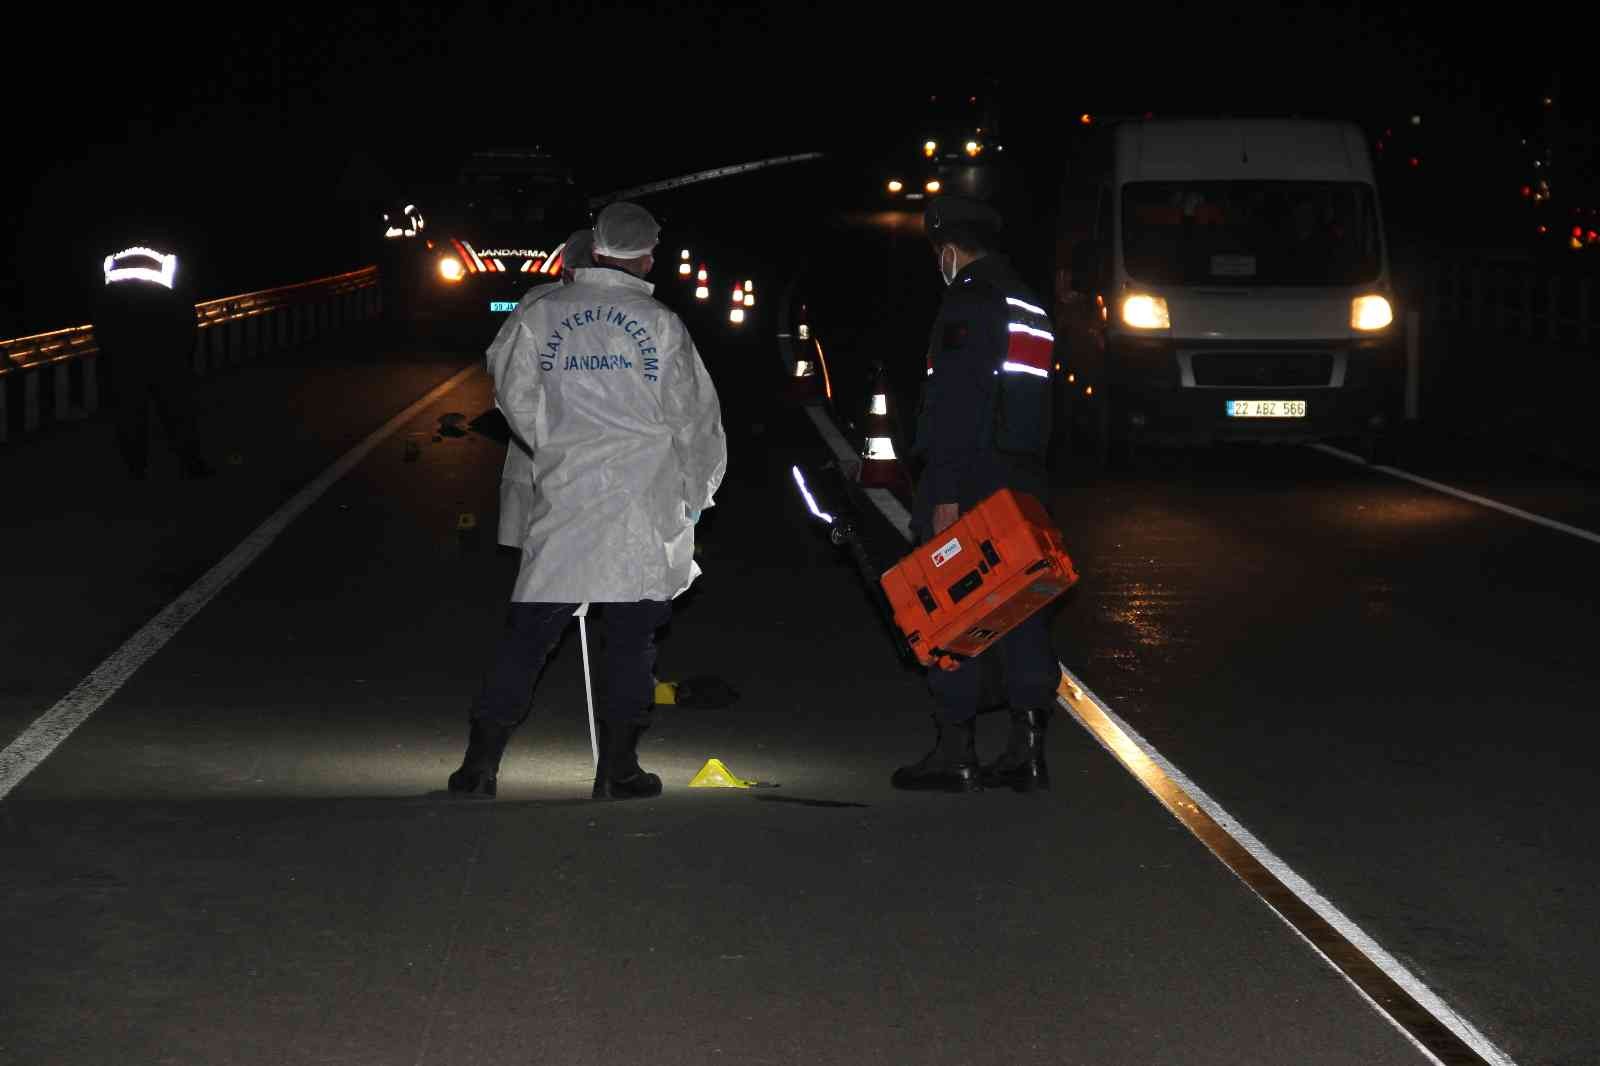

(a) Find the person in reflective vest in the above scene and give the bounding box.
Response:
[94,236,213,479]
[898,194,1060,793]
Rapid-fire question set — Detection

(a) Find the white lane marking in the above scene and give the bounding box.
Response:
[804,403,858,475]
[1055,667,1517,1066]
[0,364,480,800]
[801,402,1515,1065]
[1311,443,1600,546]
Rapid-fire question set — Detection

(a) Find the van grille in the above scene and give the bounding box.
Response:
[1189,351,1335,388]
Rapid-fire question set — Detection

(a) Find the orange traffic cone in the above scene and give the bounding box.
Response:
[857,361,907,489]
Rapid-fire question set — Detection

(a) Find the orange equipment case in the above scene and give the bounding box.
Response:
[879,489,1079,671]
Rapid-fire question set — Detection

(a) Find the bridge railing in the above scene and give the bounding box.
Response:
[0,266,381,443]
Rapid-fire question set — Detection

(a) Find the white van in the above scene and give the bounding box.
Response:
[1054,119,1401,464]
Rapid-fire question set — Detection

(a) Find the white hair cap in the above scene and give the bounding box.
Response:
[591,201,660,259]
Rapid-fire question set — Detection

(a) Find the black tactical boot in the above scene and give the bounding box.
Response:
[891,717,981,792]
[447,717,512,797]
[981,706,1051,792]
[593,719,663,800]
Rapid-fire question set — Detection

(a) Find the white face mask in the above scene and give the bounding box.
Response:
[938,245,958,286]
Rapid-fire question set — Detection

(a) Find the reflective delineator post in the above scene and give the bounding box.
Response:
[857,361,905,488]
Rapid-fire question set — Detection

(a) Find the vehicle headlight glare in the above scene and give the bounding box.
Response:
[887,179,904,194]
[1121,294,1170,330]
[439,256,464,282]
[1351,294,1393,331]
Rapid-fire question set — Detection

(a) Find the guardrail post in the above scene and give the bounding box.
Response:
[1405,310,1421,422]
[53,362,71,421]
[1580,280,1592,347]
[82,354,99,414]
[23,368,41,434]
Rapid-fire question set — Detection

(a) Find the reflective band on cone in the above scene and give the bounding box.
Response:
[857,361,907,489]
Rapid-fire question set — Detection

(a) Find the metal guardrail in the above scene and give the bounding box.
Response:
[590,153,826,206]
[0,266,381,443]
[1425,260,1595,348]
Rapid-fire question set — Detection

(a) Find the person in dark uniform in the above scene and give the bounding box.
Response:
[895,194,1061,793]
[94,224,213,480]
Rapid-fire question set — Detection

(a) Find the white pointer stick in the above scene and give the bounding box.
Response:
[575,602,599,769]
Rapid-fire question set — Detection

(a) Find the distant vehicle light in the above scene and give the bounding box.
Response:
[1121,294,1170,330]
[695,284,709,300]
[1351,295,1393,331]
[678,262,691,276]
[744,293,755,308]
[744,279,754,291]
[965,141,981,156]
[923,140,937,158]
[887,179,904,194]
[680,249,690,260]
[439,257,464,282]
[729,307,746,324]
[925,179,942,194]
[696,266,708,283]
[1080,113,1092,125]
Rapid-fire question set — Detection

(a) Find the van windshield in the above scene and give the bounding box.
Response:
[1122,181,1381,286]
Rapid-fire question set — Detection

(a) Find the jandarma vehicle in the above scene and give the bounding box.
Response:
[387,149,592,320]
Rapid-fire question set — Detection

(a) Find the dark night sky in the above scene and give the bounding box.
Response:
[4,1,1588,331]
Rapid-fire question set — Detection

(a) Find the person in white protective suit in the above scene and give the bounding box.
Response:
[449,202,727,800]
[491,227,595,548]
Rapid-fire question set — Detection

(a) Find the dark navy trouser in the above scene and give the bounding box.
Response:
[926,609,1058,725]
[472,600,672,728]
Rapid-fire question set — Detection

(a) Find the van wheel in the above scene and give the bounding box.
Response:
[1090,392,1125,471]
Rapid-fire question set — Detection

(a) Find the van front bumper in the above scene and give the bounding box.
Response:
[1095,334,1404,442]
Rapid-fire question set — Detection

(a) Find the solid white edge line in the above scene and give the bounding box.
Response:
[1310,443,1600,546]
[800,401,1515,1065]
[1055,667,1517,1066]
[0,363,480,800]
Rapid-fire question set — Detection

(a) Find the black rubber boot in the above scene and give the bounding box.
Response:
[593,719,663,800]
[447,718,512,798]
[980,707,1051,792]
[891,717,981,792]
[176,444,216,480]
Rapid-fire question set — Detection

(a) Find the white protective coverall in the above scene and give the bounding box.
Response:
[486,266,726,603]
[489,280,560,547]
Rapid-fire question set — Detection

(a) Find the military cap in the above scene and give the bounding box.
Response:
[924,195,1003,241]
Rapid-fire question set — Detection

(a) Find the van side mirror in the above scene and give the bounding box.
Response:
[1069,240,1103,293]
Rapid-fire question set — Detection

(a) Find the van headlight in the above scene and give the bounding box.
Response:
[1351,295,1393,331]
[439,256,464,282]
[1121,294,1170,330]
